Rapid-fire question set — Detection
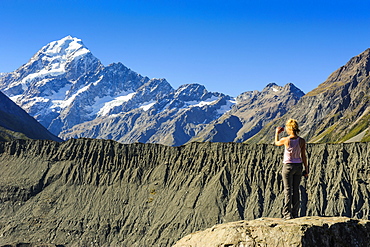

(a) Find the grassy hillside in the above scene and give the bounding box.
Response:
[0,126,30,142]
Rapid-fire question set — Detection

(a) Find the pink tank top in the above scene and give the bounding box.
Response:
[283,137,302,164]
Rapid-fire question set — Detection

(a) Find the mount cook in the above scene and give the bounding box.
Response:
[0,36,304,145]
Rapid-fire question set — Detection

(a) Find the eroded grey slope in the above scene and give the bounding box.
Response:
[0,139,369,246]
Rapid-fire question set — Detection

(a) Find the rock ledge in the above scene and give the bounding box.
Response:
[173,216,370,247]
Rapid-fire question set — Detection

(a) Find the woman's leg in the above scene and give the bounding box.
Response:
[291,164,303,218]
[282,164,293,219]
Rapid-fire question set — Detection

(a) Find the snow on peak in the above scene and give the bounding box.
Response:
[187,96,218,108]
[96,92,136,117]
[175,84,206,97]
[264,83,281,93]
[217,99,236,115]
[140,101,156,111]
[21,36,92,86]
[38,36,90,62]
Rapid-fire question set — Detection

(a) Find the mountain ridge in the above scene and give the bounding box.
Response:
[1,36,370,145]
[0,36,305,146]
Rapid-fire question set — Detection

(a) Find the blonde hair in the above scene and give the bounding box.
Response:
[285,119,300,134]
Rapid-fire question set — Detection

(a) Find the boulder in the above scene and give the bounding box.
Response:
[174,216,370,247]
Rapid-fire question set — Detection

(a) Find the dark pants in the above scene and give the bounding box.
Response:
[282,163,303,219]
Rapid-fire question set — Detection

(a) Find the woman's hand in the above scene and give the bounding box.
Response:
[276,126,284,134]
[304,171,309,178]
[303,170,309,178]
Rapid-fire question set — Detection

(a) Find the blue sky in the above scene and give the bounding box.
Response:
[1,0,370,97]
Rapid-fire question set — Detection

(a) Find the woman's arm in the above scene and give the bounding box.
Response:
[275,127,286,146]
[300,138,309,177]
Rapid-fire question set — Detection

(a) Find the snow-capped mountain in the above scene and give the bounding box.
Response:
[1,36,101,96]
[60,83,236,146]
[0,36,240,145]
[0,36,103,130]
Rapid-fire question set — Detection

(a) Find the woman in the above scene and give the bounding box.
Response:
[275,119,309,219]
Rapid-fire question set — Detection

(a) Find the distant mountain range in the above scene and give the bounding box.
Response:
[0,36,369,144]
[0,36,304,145]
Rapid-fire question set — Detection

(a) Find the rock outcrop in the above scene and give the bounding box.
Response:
[174,217,370,247]
[0,244,64,247]
[0,139,369,246]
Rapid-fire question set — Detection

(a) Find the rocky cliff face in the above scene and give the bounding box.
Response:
[248,48,370,144]
[0,139,369,246]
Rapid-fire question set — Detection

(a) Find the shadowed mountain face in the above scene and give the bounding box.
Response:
[247,48,370,144]
[0,91,62,142]
[0,139,369,246]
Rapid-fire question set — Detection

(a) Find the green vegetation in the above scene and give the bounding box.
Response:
[305,80,346,97]
[339,114,370,142]
[309,122,340,143]
[0,126,30,142]
[361,131,370,142]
